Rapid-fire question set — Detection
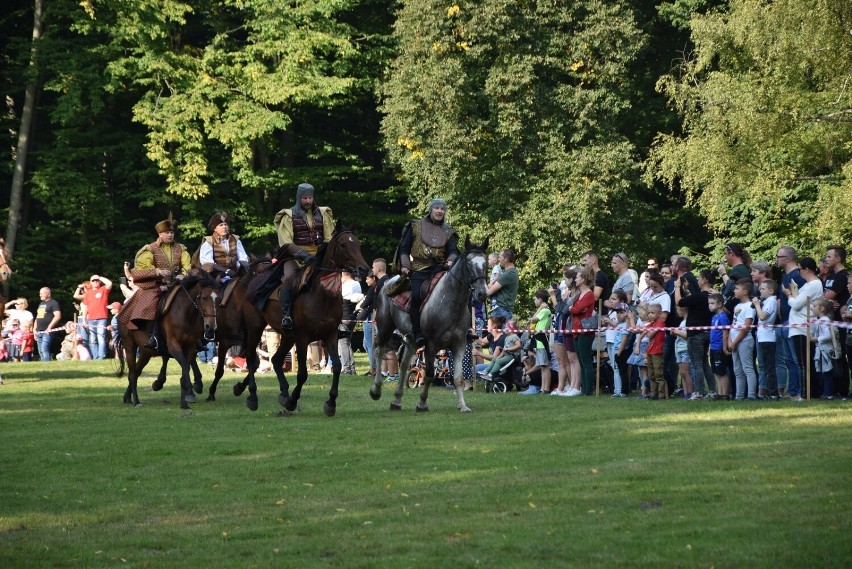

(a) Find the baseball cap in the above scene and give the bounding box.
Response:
[615,303,630,312]
[109,302,122,311]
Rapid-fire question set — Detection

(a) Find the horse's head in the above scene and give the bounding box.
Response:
[184,270,220,342]
[462,236,490,303]
[325,221,370,279]
[0,246,11,282]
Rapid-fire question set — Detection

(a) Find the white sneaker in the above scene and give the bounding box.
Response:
[550,389,563,396]
[560,387,580,397]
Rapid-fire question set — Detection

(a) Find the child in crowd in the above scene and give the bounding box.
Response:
[708,293,730,400]
[603,291,627,396]
[20,321,34,362]
[520,355,542,392]
[488,252,502,285]
[8,319,23,362]
[752,279,779,399]
[639,303,667,399]
[671,305,693,399]
[627,303,650,397]
[811,298,836,400]
[730,279,757,400]
[525,290,552,394]
[481,327,521,378]
[608,302,630,397]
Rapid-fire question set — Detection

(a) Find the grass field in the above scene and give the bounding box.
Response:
[1,357,851,568]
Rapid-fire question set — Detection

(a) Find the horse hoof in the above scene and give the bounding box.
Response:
[180,402,190,410]
[233,383,246,397]
[246,395,258,412]
[458,406,472,413]
[369,389,381,401]
[416,405,429,413]
[389,402,402,412]
[323,402,336,417]
[151,380,164,392]
[193,382,203,395]
[135,402,143,408]
[184,391,196,404]
[206,394,216,402]
[284,398,298,412]
[278,393,288,407]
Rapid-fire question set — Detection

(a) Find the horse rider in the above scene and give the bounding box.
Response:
[273,182,335,330]
[198,211,249,281]
[396,198,459,347]
[125,214,191,349]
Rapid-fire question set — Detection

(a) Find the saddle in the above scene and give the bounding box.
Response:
[391,270,446,312]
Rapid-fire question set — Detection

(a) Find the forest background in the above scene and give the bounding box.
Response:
[1,0,850,316]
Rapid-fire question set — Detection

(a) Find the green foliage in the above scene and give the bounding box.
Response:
[382,0,655,298]
[648,0,852,261]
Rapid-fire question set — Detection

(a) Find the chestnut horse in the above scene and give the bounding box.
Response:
[116,271,219,409]
[241,222,368,414]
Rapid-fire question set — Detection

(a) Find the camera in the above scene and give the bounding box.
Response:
[550,282,559,290]
[119,277,128,286]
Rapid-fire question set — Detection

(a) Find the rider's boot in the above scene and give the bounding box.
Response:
[144,320,160,350]
[280,286,294,331]
[410,309,426,348]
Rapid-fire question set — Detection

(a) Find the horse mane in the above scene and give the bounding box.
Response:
[168,269,217,292]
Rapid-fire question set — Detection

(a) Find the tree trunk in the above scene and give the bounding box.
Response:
[7,0,45,257]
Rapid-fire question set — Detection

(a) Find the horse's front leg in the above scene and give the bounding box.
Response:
[323,333,342,417]
[208,343,226,401]
[452,342,472,413]
[190,357,203,394]
[123,342,141,407]
[283,340,310,412]
[244,348,260,411]
[273,339,295,407]
[390,342,414,411]
[173,351,194,410]
[416,346,436,413]
[369,340,386,402]
[152,355,169,391]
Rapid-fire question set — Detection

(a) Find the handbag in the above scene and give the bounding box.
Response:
[580,311,598,330]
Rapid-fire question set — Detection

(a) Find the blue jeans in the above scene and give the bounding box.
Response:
[88,318,108,360]
[362,321,374,370]
[37,331,54,361]
[608,342,623,395]
[198,341,216,363]
[490,305,512,322]
[775,325,799,394]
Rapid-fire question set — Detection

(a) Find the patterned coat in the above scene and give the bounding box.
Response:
[119,240,190,330]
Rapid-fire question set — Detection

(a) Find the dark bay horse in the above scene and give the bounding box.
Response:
[116,271,219,409]
[241,222,368,414]
[205,258,271,404]
[370,237,488,412]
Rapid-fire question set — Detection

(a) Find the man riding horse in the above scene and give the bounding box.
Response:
[273,182,335,330]
[198,211,249,280]
[123,214,191,349]
[397,198,459,348]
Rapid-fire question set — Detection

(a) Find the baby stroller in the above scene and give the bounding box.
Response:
[406,348,452,388]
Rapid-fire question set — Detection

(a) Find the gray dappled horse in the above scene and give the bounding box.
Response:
[370,237,488,413]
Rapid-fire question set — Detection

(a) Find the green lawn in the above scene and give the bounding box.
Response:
[1,358,851,568]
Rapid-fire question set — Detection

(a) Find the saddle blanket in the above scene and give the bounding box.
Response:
[393,271,446,312]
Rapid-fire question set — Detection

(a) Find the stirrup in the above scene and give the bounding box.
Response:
[281,315,294,331]
[145,335,159,350]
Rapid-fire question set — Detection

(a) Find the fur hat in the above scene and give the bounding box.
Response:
[155,212,177,233]
[208,211,229,233]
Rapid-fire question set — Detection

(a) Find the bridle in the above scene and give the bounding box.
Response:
[314,230,361,275]
[180,280,219,341]
[448,249,487,292]
[0,247,11,281]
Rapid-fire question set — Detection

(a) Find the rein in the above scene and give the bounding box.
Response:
[313,230,359,275]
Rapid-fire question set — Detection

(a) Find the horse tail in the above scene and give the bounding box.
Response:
[115,335,126,378]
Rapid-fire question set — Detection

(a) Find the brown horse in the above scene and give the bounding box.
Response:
[0,239,12,307]
[205,258,272,403]
[116,271,219,409]
[241,222,369,414]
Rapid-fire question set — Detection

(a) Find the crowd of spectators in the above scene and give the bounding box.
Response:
[478,245,851,401]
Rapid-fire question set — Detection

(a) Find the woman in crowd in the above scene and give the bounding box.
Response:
[570,267,597,395]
